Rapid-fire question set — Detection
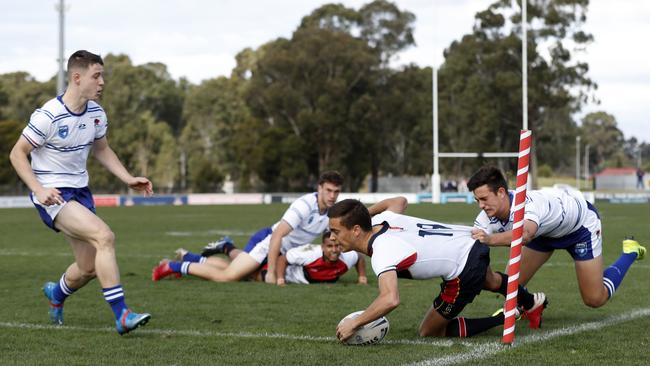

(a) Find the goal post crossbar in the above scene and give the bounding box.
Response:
[437,152,519,158]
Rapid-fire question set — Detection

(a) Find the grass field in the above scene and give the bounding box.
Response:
[1,203,649,365]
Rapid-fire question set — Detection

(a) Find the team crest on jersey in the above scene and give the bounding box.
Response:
[575,242,588,257]
[58,125,69,138]
[94,118,101,126]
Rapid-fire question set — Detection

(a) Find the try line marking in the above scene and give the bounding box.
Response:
[2,307,649,353]
[0,321,457,347]
[404,307,650,366]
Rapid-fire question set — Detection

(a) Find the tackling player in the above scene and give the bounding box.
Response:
[152,171,343,283]
[330,197,547,341]
[152,231,367,285]
[468,166,646,308]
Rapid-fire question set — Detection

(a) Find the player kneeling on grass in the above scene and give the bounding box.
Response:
[330,197,547,341]
[152,231,368,285]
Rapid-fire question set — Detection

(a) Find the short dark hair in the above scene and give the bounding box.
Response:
[318,170,343,187]
[67,50,103,74]
[322,230,331,242]
[467,166,508,193]
[327,199,372,231]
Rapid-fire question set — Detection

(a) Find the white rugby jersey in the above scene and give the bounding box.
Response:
[369,211,475,281]
[284,244,358,284]
[275,193,329,251]
[21,96,108,188]
[473,188,589,238]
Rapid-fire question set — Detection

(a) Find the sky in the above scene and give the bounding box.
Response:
[1,0,648,142]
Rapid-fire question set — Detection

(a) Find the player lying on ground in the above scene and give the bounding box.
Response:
[468,166,646,308]
[9,50,151,334]
[330,197,547,341]
[152,171,343,283]
[154,231,367,285]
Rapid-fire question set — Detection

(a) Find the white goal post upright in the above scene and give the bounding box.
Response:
[431,0,529,201]
[430,65,518,203]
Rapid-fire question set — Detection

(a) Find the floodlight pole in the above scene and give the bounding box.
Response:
[584,144,590,186]
[432,67,441,203]
[56,0,66,95]
[576,136,581,189]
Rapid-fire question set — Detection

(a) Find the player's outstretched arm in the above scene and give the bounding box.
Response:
[336,271,399,342]
[93,137,153,196]
[265,221,293,285]
[367,196,408,216]
[355,255,368,285]
[471,220,538,246]
[275,255,289,287]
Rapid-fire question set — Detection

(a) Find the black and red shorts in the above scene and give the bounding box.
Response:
[433,241,490,319]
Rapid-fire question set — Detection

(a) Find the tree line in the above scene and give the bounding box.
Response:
[1,0,647,194]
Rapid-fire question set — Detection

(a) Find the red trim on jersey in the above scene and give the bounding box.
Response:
[440,277,461,304]
[304,257,349,282]
[396,253,417,271]
[458,317,467,338]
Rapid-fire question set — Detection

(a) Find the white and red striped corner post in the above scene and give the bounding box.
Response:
[502,129,532,345]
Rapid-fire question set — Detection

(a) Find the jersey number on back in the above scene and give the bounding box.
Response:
[416,223,453,237]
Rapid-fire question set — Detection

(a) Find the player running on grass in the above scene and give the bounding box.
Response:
[156,231,367,285]
[467,166,646,308]
[330,197,546,341]
[152,171,344,284]
[9,50,151,334]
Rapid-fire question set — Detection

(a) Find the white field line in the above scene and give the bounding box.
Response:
[2,308,649,355]
[405,308,650,366]
[0,321,458,347]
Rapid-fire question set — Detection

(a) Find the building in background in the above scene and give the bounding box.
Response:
[594,168,644,190]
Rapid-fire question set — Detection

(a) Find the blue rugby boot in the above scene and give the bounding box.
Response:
[43,282,64,325]
[116,308,151,335]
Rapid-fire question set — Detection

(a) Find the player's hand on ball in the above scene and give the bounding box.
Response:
[336,318,356,342]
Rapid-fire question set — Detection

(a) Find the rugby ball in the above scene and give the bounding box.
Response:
[338,311,389,345]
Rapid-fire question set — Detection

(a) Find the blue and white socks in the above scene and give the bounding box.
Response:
[103,285,128,319]
[168,261,192,276]
[51,274,77,303]
[603,252,638,298]
[181,251,207,264]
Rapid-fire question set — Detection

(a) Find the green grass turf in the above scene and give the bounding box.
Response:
[0,203,649,365]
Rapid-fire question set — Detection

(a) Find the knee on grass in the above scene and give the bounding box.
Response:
[582,293,607,308]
